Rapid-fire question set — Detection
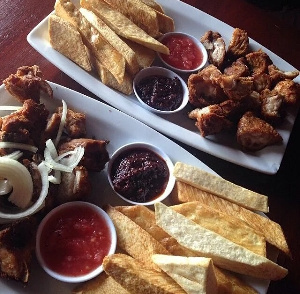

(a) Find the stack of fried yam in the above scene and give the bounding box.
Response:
[48,0,174,95]
[74,162,289,294]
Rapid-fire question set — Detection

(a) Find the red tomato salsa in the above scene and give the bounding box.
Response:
[39,205,111,277]
[160,34,203,70]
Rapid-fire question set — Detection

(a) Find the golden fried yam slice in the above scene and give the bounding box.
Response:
[155,202,288,280]
[49,15,92,71]
[79,7,139,75]
[171,201,266,256]
[73,272,130,294]
[174,181,291,256]
[152,254,218,294]
[105,205,170,271]
[55,0,125,83]
[103,254,186,294]
[173,162,269,212]
[80,0,169,54]
[227,28,249,59]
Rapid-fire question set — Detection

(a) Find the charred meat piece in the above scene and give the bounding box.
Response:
[188,65,227,108]
[227,28,249,59]
[0,99,49,152]
[58,138,110,172]
[44,107,86,141]
[0,217,37,283]
[268,64,299,86]
[223,57,250,77]
[218,75,254,100]
[237,111,282,151]
[200,31,226,69]
[246,50,273,75]
[273,79,300,105]
[55,166,91,204]
[3,65,53,103]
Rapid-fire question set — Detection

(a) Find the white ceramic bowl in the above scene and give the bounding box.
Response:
[107,142,176,205]
[133,66,189,114]
[36,201,117,283]
[157,32,208,73]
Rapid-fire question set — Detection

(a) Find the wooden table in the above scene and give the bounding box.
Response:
[1,0,299,293]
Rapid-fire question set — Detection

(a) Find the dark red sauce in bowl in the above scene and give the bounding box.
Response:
[36,201,116,282]
[108,143,175,205]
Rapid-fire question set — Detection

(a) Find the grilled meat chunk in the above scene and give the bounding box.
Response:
[237,111,282,151]
[58,138,110,172]
[3,65,53,103]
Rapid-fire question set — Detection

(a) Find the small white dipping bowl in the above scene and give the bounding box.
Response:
[133,66,189,114]
[107,142,176,205]
[36,201,117,283]
[157,32,208,73]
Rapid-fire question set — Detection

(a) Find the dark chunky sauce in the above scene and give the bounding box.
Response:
[110,148,169,203]
[136,75,183,111]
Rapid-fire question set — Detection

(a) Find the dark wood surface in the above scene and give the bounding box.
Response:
[0,0,299,293]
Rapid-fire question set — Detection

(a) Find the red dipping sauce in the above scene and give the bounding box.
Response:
[160,33,204,70]
[38,203,112,277]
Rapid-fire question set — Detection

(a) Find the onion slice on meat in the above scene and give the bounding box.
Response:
[55,99,67,146]
[0,157,33,209]
[0,142,38,153]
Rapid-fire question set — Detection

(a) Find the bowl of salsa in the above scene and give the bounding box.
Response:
[133,66,189,114]
[107,142,176,205]
[36,201,117,283]
[157,32,208,73]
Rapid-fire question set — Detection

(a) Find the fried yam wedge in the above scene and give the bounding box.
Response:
[105,205,170,271]
[79,7,139,75]
[114,205,260,294]
[103,253,186,294]
[54,0,125,84]
[155,202,288,280]
[49,15,92,71]
[152,254,218,294]
[173,162,269,213]
[171,201,266,256]
[73,272,130,294]
[174,181,291,256]
[80,0,169,54]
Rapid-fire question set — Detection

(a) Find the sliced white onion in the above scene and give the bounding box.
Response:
[0,161,50,222]
[54,99,67,146]
[0,179,12,195]
[3,150,23,160]
[0,106,22,112]
[0,142,38,153]
[0,157,33,209]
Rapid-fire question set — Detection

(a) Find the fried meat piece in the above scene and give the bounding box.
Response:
[189,104,233,137]
[218,75,254,100]
[0,99,49,153]
[252,73,272,93]
[246,50,273,75]
[56,165,91,204]
[58,138,110,172]
[237,111,282,151]
[273,79,300,105]
[3,65,53,103]
[0,217,37,283]
[260,89,285,124]
[44,107,86,141]
[227,28,249,59]
[200,31,226,69]
[188,65,227,108]
[268,64,299,86]
[223,57,250,77]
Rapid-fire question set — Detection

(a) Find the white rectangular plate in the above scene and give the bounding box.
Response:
[27,0,300,175]
[0,82,272,293]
